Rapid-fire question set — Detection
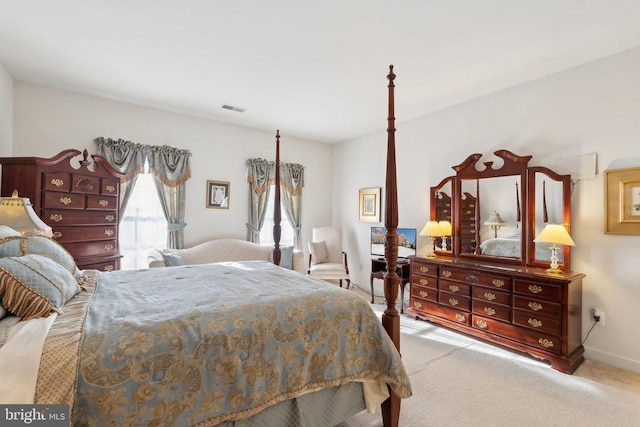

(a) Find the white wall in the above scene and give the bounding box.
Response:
[0,63,12,156]
[12,83,334,250]
[335,47,640,373]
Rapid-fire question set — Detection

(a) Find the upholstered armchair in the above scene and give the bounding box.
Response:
[307,226,350,289]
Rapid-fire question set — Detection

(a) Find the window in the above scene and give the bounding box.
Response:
[119,172,167,270]
[259,185,294,246]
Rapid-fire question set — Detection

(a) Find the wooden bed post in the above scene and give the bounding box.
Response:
[381,65,401,427]
[272,130,282,266]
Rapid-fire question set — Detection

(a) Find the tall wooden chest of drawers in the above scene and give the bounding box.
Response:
[408,255,585,373]
[0,149,124,271]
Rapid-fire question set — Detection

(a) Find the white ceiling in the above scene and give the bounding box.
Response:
[2,0,640,144]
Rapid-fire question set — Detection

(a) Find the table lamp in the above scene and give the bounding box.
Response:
[533,224,575,274]
[438,220,452,251]
[484,211,507,238]
[0,190,53,236]
[420,221,444,257]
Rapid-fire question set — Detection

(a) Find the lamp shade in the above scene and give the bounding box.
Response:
[438,220,452,236]
[534,224,575,247]
[420,221,444,237]
[484,211,507,226]
[0,190,53,237]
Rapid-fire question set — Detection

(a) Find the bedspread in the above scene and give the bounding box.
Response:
[35,261,411,426]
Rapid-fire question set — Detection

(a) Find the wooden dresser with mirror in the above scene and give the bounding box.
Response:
[409,150,585,373]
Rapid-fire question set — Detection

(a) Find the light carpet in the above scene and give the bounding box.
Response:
[337,285,640,427]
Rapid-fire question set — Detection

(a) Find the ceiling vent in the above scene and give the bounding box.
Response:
[221,104,246,113]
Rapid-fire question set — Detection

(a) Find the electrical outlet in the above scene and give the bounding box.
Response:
[592,307,605,326]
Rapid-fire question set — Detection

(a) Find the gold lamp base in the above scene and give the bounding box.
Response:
[546,267,563,275]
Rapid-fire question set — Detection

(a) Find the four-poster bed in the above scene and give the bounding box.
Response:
[0,67,410,425]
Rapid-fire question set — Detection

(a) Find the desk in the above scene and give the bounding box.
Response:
[370,258,411,313]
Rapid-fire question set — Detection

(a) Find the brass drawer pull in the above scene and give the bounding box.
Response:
[419,266,430,273]
[50,214,63,222]
[538,338,554,348]
[492,279,505,288]
[105,229,114,237]
[53,231,62,239]
[448,284,459,293]
[103,265,114,272]
[413,301,423,309]
[484,307,496,316]
[528,301,543,311]
[420,278,429,286]
[51,178,64,187]
[455,313,465,322]
[419,290,429,297]
[448,298,459,306]
[104,244,114,251]
[528,284,543,294]
[99,199,109,207]
[105,185,115,193]
[528,318,543,328]
[483,292,496,301]
[476,319,488,329]
[442,270,452,278]
[105,214,115,222]
[59,197,72,205]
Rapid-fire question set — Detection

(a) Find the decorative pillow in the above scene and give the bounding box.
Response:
[0,235,79,277]
[161,251,185,267]
[309,240,329,265]
[270,245,294,270]
[0,254,81,320]
[0,226,21,239]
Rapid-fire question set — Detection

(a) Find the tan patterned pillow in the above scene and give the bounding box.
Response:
[309,240,329,265]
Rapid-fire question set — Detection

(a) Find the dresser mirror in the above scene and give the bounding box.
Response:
[430,176,454,254]
[528,166,572,270]
[431,150,572,268]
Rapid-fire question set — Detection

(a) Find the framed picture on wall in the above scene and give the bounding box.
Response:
[206,180,230,209]
[605,167,640,234]
[359,187,381,222]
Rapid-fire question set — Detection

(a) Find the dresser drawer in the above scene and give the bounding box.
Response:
[514,279,561,302]
[62,239,118,258]
[411,261,438,277]
[439,291,470,311]
[86,194,118,211]
[439,279,471,296]
[71,174,101,194]
[44,209,118,226]
[77,257,120,272]
[472,286,511,305]
[513,295,561,317]
[472,300,511,322]
[101,179,119,196]
[439,266,511,290]
[411,284,437,302]
[43,173,70,191]
[53,225,117,243]
[43,191,84,209]
[471,315,561,355]
[412,274,437,289]
[513,310,561,336]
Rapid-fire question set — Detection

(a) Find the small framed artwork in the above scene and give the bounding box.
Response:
[206,180,230,209]
[359,187,381,222]
[604,167,640,234]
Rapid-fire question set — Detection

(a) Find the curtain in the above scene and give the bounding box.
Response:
[246,158,305,248]
[246,158,274,244]
[280,162,305,248]
[147,145,192,249]
[95,138,191,249]
[94,137,148,214]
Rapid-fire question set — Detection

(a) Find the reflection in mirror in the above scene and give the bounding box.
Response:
[459,176,523,259]
[533,171,565,264]
[431,177,453,253]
